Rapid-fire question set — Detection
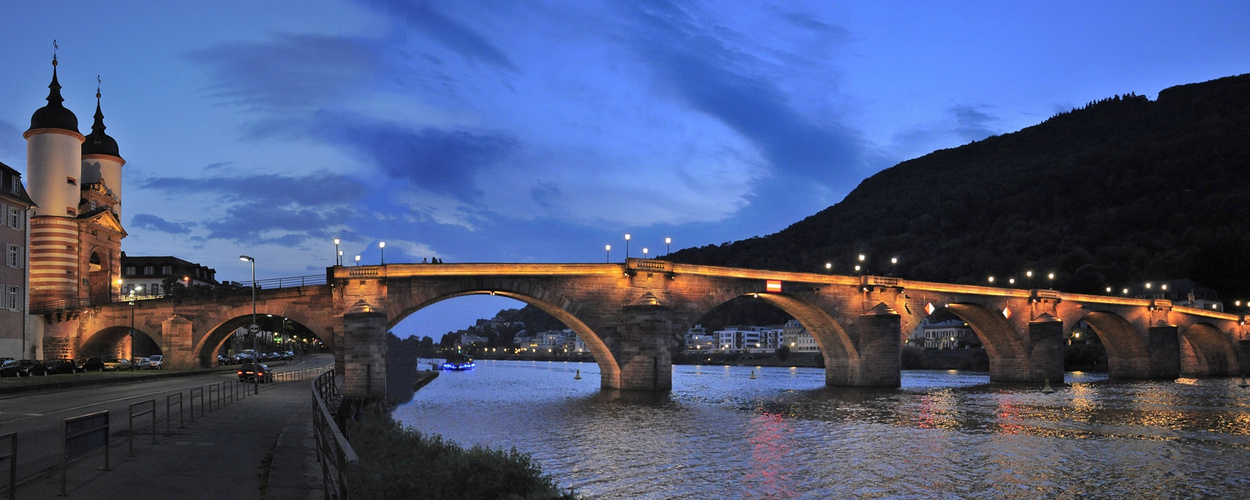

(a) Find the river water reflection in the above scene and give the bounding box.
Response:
[391,360,1250,499]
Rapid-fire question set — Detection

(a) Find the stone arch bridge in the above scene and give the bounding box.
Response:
[39,259,1249,397]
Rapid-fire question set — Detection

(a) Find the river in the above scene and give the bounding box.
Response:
[391,360,1250,499]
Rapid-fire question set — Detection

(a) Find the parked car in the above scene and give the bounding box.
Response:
[237,362,273,383]
[81,357,105,372]
[0,359,19,377]
[148,355,163,369]
[45,359,78,375]
[102,358,131,371]
[131,357,152,370]
[0,360,48,377]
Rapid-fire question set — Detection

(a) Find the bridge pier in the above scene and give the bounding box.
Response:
[162,315,195,369]
[342,301,388,400]
[990,318,1064,383]
[1146,324,1181,379]
[615,301,673,391]
[827,304,900,387]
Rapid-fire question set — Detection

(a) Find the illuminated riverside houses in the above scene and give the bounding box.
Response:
[23,55,126,358]
[781,319,818,353]
[0,163,35,358]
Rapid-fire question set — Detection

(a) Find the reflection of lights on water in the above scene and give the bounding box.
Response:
[743,412,796,499]
[916,390,959,430]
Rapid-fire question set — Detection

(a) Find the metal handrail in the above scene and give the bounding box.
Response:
[312,370,357,500]
[239,274,327,290]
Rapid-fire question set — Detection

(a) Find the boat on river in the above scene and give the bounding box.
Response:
[442,353,476,371]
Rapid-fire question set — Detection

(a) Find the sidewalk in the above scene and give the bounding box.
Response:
[15,378,321,500]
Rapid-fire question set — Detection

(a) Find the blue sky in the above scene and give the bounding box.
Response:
[2,1,1248,339]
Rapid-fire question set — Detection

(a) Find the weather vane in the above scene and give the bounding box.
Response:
[53,39,58,65]
[97,75,102,99]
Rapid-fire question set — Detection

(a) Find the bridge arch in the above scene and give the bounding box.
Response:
[78,324,160,360]
[391,290,623,389]
[190,294,338,368]
[942,303,1021,364]
[1077,311,1149,378]
[1180,322,1239,376]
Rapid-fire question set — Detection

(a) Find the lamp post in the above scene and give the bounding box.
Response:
[825,262,832,273]
[605,244,611,263]
[355,255,360,266]
[239,255,258,394]
[624,234,631,259]
[858,254,866,275]
[129,285,143,370]
[643,247,649,259]
[379,241,386,265]
[334,238,341,266]
[665,237,672,255]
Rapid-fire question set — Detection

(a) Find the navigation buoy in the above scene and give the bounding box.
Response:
[1239,375,1248,389]
[1042,378,1054,394]
[574,369,582,380]
[749,369,757,380]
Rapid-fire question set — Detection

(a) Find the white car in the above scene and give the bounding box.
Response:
[148,354,163,369]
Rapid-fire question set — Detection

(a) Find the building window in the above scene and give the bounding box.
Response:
[5,286,19,310]
[144,266,154,275]
[124,266,135,276]
[8,207,21,230]
[8,179,16,194]
[151,284,161,296]
[6,245,23,269]
[162,265,172,275]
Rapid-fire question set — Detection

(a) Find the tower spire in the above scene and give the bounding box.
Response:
[92,75,106,136]
[28,40,78,133]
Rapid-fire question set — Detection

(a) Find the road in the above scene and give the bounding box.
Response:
[0,355,332,488]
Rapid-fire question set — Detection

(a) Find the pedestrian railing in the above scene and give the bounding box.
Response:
[312,369,356,500]
[0,432,15,500]
[128,400,156,456]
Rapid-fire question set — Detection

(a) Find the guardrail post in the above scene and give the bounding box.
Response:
[62,411,110,496]
[128,400,156,456]
[166,393,184,436]
[0,432,15,500]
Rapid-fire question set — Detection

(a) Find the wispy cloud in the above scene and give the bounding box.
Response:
[129,214,195,234]
[364,0,517,71]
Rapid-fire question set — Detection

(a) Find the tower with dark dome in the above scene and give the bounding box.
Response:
[23,53,125,313]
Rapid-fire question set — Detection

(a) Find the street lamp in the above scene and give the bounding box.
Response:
[825,262,832,273]
[988,276,995,284]
[1047,272,1055,289]
[665,237,672,255]
[605,244,611,263]
[239,255,258,394]
[379,241,386,265]
[355,255,360,266]
[334,238,341,266]
[129,285,143,369]
[643,247,649,259]
[624,234,631,259]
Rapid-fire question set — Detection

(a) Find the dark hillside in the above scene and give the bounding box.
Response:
[669,74,1250,301]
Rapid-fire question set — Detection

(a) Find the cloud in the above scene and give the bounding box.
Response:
[186,32,378,137]
[316,111,517,201]
[140,172,368,207]
[129,214,195,234]
[363,0,517,71]
[621,1,866,190]
[950,104,999,142]
[138,172,369,245]
[0,120,23,165]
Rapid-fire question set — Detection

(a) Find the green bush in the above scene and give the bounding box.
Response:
[346,412,578,499]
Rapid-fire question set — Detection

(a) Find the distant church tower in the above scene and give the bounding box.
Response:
[24,54,126,308]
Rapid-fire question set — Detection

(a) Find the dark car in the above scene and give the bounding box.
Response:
[0,360,47,377]
[45,359,78,375]
[80,357,105,372]
[237,362,273,383]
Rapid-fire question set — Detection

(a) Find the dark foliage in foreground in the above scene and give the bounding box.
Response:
[346,412,578,500]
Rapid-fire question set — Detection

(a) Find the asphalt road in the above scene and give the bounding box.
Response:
[0,355,331,488]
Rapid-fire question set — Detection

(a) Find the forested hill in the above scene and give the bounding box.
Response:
[668,73,1250,301]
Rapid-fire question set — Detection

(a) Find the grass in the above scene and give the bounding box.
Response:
[345,411,578,500]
